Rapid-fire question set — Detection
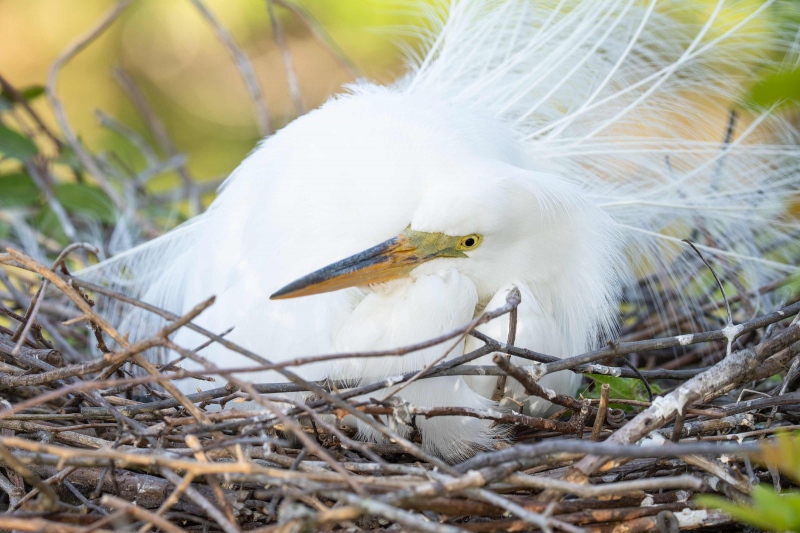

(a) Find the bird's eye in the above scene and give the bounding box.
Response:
[457,234,482,251]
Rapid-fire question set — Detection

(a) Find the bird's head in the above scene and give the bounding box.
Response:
[270,160,616,305]
[257,87,625,338]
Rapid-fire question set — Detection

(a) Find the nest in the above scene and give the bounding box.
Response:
[1,2,800,531]
[0,244,799,532]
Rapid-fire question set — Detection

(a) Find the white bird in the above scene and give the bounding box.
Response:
[84,0,800,460]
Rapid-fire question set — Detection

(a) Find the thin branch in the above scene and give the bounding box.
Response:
[190,0,271,136]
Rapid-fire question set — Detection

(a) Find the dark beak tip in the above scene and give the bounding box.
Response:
[268,235,405,301]
[269,286,292,300]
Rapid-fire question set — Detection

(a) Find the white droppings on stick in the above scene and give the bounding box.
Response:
[526,363,545,381]
[640,495,655,507]
[722,323,744,357]
[587,364,622,376]
[647,394,683,421]
[639,432,667,447]
[385,375,403,387]
[677,334,693,346]
[675,508,709,527]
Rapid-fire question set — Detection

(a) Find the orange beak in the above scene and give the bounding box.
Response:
[270,233,426,299]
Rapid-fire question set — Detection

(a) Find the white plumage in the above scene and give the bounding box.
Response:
[83,0,800,460]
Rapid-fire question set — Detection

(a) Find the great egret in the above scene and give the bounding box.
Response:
[85,0,800,460]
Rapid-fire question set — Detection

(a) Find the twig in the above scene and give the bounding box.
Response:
[45,0,132,211]
[266,0,304,115]
[591,383,609,441]
[190,0,271,136]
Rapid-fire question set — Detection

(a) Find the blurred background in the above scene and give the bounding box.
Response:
[0,0,798,249]
[0,0,414,196]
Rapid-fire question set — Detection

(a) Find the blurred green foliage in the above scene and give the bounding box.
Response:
[585,375,663,409]
[749,67,800,109]
[697,432,800,532]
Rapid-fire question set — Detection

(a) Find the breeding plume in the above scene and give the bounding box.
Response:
[85,0,800,459]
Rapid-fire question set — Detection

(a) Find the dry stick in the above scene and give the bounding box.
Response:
[4,249,211,424]
[190,0,271,136]
[67,271,800,381]
[405,405,575,433]
[3,259,226,527]
[164,339,370,497]
[159,468,241,533]
[591,383,610,441]
[60,270,508,472]
[681,453,751,495]
[0,436,426,486]
[0,517,114,533]
[381,289,521,402]
[534,298,800,377]
[184,435,238,526]
[12,242,97,354]
[291,401,389,466]
[10,281,47,355]
[138,472,196,533]
[0,298,211,391]
[462,487,583,533]
[455,439,760,479]
[492,287,519,401]
[331,491,465,533]
[15,249,792,528]
[493,354,593,417]
[505,472,703,498]
[671,408,686,443]
[0,442,59,511]
[0,473,22,510]
[764,356,800,430]
[101,495,189,533]
[266,0,304,114]
[72,346,500,421]
[565,323,800,486]
[69,274,513,370]
[239,387,369,498]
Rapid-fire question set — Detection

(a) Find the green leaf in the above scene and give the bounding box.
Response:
[54,146,81,171]
[0,173,40,208]
[20,85,45,102]
[746,67,800,110]
[585,375,662,408]
[760,432,800,485]
[0,85,45,113]
[0,124,37,161]
[33,205,66,244]
[698,487,800,532]
[52,183,116,224]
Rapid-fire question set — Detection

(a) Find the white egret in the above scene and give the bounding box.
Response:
[85,0,800,460]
